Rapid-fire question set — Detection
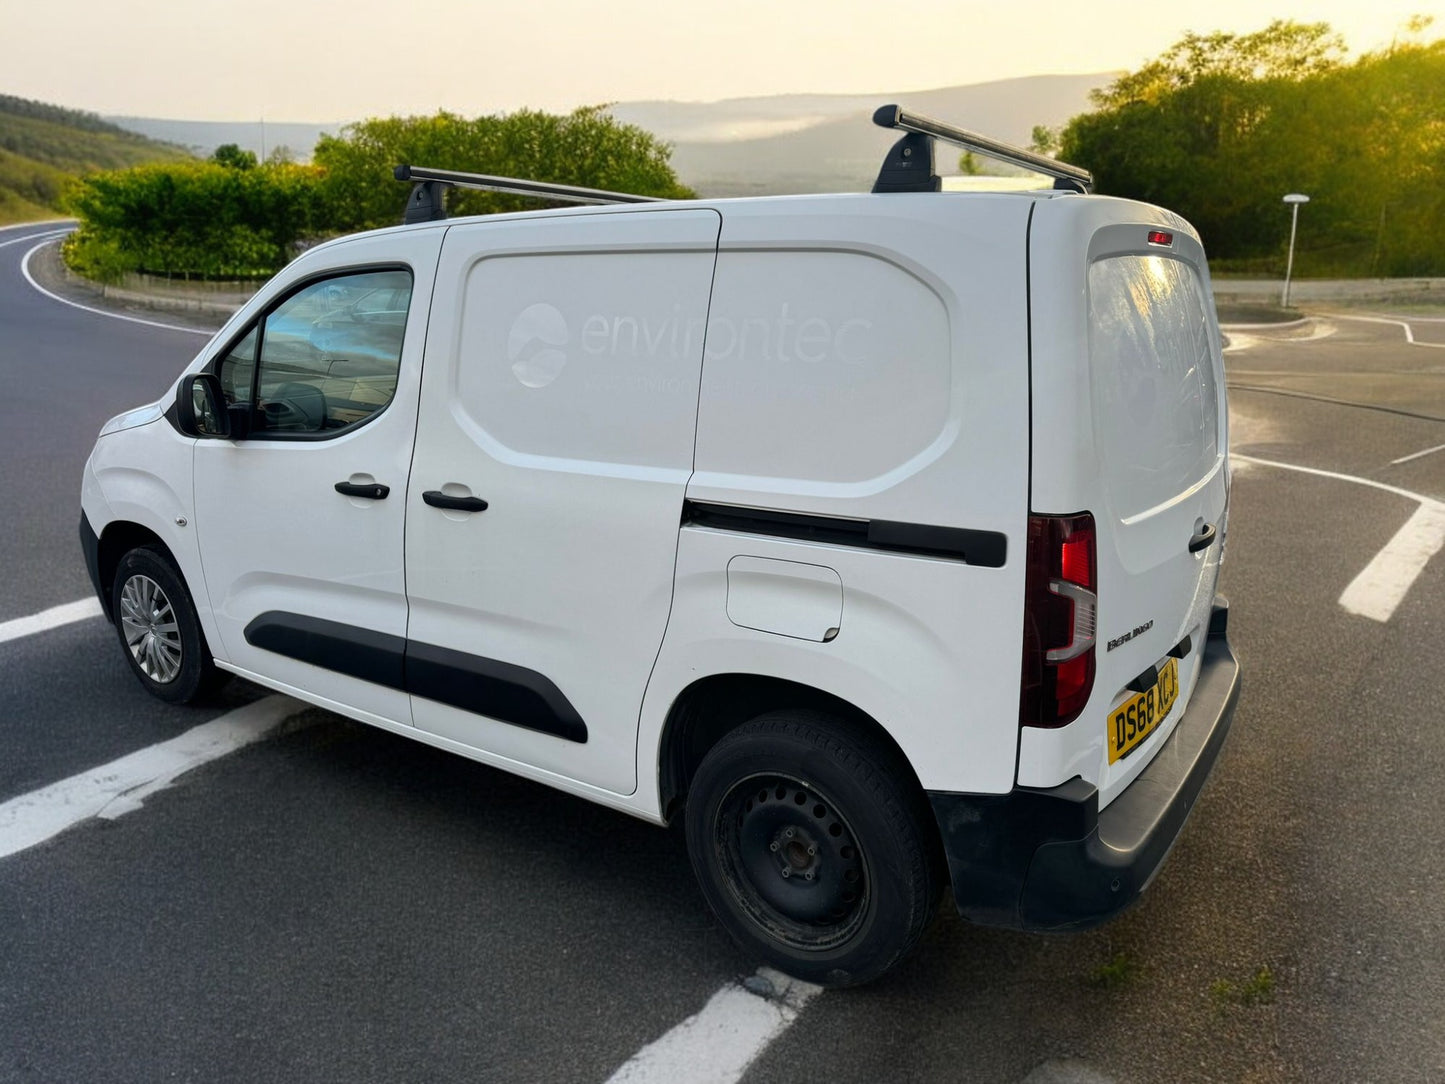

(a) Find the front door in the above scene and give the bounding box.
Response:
[193,230,443,723]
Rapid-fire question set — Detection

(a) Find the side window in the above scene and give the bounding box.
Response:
[215,268,413,437]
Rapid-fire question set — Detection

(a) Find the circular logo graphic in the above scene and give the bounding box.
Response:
[507,303,570,388]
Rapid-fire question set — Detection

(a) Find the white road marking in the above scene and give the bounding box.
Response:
[0,695,301,860]
[1234,454,1445,622]
[19,237,215,337]
[604,968,822,1084]
[0,219,72,235]
[1392,442,1445,466]
[1338,503,1445,622]
[0,228,69,251]
[0,597,104,646]
[1330,313,1445,349]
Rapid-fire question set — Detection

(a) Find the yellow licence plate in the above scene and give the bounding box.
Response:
[1108,657,1180,764]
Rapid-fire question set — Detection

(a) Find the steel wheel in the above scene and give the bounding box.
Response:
[119,573,183,683]
[686,710,942,986]
[716,773,869,950]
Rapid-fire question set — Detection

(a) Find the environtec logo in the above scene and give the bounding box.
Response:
[507,302,570,388]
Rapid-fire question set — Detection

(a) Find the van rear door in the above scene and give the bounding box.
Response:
[1023,199,1229,808]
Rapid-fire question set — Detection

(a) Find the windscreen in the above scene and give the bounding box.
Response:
[1088,255,1220,519]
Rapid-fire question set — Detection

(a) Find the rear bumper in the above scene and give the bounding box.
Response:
[929,600,1240,931]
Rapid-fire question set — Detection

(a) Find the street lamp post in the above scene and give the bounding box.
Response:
[1282,193,1310,308]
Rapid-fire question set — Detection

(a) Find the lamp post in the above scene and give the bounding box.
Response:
[1282,193,1310,308]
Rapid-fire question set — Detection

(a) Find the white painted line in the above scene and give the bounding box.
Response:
[0,228,69,251]
[0,694,300,860]
[19,238,215,337]
[1232,454,1444,506]
[604,968,822,1084]
[1339,503,1445,622]
[1330,313,1445,349]
[0,218,72,235]
[1392,442,1445,466]
[0,597,104,646]
[1234,454,1445,623]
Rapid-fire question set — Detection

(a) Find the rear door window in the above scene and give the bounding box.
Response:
[1088,255,1220,517]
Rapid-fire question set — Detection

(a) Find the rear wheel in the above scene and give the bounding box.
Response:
[685,710,940,986]
[111,546,221,704]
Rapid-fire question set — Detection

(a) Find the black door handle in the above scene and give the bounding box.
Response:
[423,490,489,513]
[1188,523,1217,553]
[334,481,390,500]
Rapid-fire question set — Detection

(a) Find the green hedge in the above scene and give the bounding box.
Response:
[64,160,326,281]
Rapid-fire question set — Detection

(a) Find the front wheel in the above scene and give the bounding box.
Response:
[111,546,221,704]
[685,711,941,987]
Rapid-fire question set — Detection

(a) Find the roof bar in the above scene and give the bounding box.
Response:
[394,164,662,224]
[872,105,1093,192]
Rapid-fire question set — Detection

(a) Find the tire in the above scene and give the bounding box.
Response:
[684,710,941,987]
[111,546,221,704]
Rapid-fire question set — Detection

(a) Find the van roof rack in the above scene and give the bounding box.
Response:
[395,164,664,224]
[870,105,1093,195]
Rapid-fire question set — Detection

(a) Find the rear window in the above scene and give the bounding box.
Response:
[1087,255,1220,519]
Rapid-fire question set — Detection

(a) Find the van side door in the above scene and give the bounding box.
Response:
[404,209,722,794]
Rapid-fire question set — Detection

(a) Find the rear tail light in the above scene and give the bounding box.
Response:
[1021,512,1097,728]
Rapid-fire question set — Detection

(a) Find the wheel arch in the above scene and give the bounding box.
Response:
[658,674,940,854]
[96,521,180,619]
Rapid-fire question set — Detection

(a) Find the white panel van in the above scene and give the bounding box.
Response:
[79,109,1240,986]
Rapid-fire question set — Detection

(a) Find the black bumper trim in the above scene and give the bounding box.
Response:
[79,512,109,619]
[930,610,1240,931]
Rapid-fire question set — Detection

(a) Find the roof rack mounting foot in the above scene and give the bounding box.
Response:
[872,131,941,194]
[403,178,448,225]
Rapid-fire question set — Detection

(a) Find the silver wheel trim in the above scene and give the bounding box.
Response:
[119,574,183,684]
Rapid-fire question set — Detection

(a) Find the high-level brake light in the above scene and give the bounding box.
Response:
[1021,513,1097,728]
[1147,230,1174,247]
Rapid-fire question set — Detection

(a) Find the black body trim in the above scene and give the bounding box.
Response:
[682,500,1007,568]
[930,602,1239,930]
[242,611,587,743]
[79,512,108,619]
[245,612,407,691]
[405,642,587,743]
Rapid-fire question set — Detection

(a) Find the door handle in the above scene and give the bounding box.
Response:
[334,481,390,500]
[1188,523,1217,553]
[423,490,489,513]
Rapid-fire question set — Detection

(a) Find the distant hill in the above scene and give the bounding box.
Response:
[98,74,1110,196]
[612,74,1113,195]
[105,117,341,162]
[0,94,189,224]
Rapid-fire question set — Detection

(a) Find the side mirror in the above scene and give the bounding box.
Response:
[176,374,233,438]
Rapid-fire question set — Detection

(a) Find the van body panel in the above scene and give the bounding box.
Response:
[405,209,722,795]
[1021,199,1229,807]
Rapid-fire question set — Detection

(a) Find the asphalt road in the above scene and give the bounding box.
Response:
[2,218,1444,1083]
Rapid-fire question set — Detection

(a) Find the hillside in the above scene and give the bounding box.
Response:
[0,94,189,224]
[612,74,1112,195]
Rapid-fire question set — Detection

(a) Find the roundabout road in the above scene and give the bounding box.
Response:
[3,222,1445,1083]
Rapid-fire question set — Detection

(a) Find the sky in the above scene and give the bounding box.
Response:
[1,0,1440,122]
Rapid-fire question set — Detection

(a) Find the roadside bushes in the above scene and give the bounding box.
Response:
[63,106,693,282]
[64,160,325,281]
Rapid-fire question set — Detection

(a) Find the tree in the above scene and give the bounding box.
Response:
[1057,21,1445,275]
[314,105,694,232]
[211,143,258,170]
